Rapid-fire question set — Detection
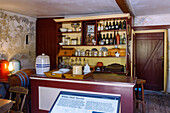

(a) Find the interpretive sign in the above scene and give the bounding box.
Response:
[49,91,121,113]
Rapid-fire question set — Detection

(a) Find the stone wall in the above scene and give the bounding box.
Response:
[0,10,36,68]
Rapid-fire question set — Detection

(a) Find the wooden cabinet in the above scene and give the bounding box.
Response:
[36,18,63,70]
[54,14,131,75]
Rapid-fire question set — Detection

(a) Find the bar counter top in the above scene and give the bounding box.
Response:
[30,73,136,87]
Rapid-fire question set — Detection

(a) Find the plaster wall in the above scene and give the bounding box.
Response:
[134,14,170,93]
[0,10,36,68]
[0,10,36,98]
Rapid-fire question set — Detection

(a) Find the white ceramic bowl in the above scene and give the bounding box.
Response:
[59,68,70,73]
[60,28,68,32]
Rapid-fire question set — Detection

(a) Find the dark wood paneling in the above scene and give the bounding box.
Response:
[36,18,63,70]
[133,25,170,30]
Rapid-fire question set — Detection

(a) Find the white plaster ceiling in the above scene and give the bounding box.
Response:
[0,0,170,17]
[0,0,122,17]
[129,0,170,16]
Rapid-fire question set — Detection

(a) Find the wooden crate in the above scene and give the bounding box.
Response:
[44,70,63,78]
[58,48,75,56]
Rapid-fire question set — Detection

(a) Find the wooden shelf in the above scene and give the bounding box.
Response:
[58,31,81,33]
[98,29,126,32]
[58,56,126,58]
[61,44,126,47]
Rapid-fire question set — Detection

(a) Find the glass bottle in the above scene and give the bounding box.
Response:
[119,33,122,45]
[98,22,101,31]
[116,31,120,44]
[109,21,112,30]
[100,21,104,30]
[105,21,109,30]
[113,31,117,45]
[123,20,126,29]
[112,19,115,30]
[110,33,113,45]
[103,34,106,45]
[98,32,102,45]
[115,19,119,30]
[103,20,106,30]
[106,33,109,45]
[119,20,122,30]
[122,33,126,44]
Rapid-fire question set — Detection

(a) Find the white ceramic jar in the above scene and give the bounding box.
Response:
[35,53,50,74]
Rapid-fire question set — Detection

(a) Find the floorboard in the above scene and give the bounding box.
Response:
[136,90,170,113]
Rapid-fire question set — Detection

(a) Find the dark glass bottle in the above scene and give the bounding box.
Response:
[109,21,112,30]
[123,20,126,29]
[112,19,115,30]
[98,33,102,45]
[116,31,120,44]
[113,31,117,45]
[103,34,106,45]
[122,33,126,44]
[105,21,109,30]
[120,33,122,44]
[119,20,122,30]
[106,33,109,45]
[110,33,113,45]
[115,20,119,30]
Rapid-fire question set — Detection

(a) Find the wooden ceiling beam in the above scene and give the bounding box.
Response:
[115,0,135,17]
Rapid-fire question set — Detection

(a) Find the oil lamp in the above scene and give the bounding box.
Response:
[8,62,14,76]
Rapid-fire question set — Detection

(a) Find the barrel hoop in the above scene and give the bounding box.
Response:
[17,72,26,87]
[15,73,23,87]
[20,71,29,87]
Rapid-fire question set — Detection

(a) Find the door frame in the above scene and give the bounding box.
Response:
[132,29,168,92]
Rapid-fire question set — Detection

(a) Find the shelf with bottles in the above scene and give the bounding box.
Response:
[97,29,126,32]
[97,18,127,32]
[97,31,127,46]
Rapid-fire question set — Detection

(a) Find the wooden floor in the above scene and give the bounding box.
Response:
[136,90,170,113]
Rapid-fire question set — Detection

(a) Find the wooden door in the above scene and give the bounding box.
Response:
[135,33,164,91]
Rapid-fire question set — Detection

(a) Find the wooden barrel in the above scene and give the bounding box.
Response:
[9,69,35,87]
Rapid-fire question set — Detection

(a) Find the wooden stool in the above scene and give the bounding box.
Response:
[136,79,146,113]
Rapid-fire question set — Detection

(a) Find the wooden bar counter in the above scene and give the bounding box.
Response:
[30,74,136,113]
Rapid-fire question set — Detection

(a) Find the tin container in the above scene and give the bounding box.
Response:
[89,51,92,56]
[65,37,71,45]
[103,51,108,56]
[98,51,103,56]
[71,39,78,45]
[93,51,98,56]
[85,50,90,56]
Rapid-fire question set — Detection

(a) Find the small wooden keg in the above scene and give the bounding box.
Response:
[9,69,35,87]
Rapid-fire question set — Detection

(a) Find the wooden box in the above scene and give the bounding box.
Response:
[44,70,63,78]
[108,48,119,56]
[108,48,126,57]
[119,49,126,56]
[58,48,75,56]
[63,70,93,79]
